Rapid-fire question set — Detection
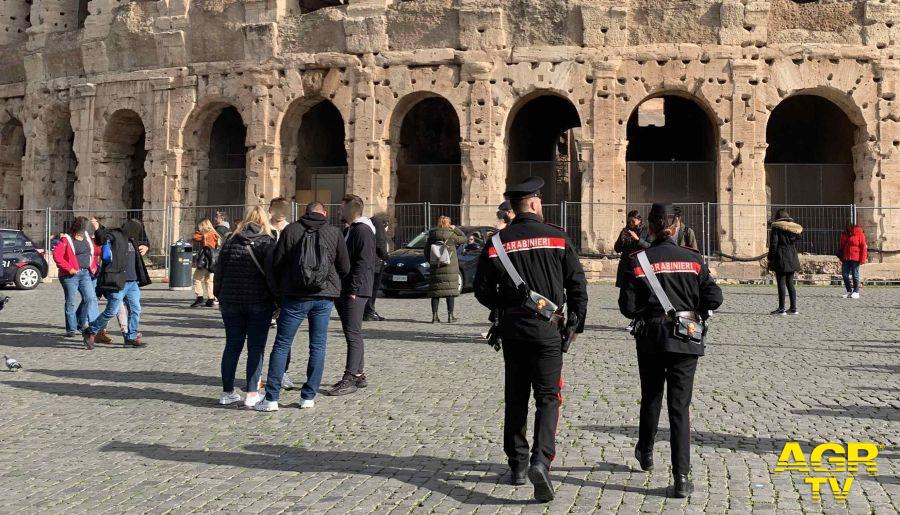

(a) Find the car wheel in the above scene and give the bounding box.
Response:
[457,272,464,295]
[15,265,41,290]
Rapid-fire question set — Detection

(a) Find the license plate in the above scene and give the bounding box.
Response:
[392,275,407,282]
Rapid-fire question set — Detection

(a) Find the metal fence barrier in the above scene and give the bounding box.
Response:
[2,202,897,278]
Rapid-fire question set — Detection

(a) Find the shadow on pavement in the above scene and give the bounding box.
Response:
[582,425,821,455]
[99,441,659,504]
[791,405,900,422]
[0,380,217,409]
[29,368,219,387]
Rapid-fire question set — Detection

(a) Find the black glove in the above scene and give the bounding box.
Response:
[486,309,501,352]
[560,312,580,353]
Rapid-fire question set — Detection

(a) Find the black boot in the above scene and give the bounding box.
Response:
[508,465,527,486]
[431,313,440,323]
[671,474,693,498]
[190,296,204,308]
[527,462,555,503]
[447,311,457,323]
[634,444,654,471]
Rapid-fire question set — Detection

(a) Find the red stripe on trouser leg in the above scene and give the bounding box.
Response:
[549,375,564,464]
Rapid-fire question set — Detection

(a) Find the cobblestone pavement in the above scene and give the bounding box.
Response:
[0,282,898,514]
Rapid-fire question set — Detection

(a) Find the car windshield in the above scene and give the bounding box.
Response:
[405,232,429,249]
[403,227,490,249]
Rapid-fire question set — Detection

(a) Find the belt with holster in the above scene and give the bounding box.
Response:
[503,307,565,325]
[645,310,700,324]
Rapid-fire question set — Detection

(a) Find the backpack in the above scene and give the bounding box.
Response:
[296,229,330,293]
[429,240,451,267]
[194,246,218,270]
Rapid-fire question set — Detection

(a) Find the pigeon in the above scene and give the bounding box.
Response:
[4,355,21,371]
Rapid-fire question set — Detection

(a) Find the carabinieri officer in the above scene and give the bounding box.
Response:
[474,176,588,503]
[618,203,723,498]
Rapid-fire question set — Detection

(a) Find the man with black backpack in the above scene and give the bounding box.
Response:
[255,202,349,411]
[329,194,377,396]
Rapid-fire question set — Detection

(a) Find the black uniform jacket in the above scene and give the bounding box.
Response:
[474,212,588,342]
[618,237,723,356]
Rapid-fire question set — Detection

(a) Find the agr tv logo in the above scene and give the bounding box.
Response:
[774,442,881,501]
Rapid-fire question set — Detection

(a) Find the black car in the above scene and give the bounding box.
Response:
[381,226,494,297]
[1,229,49,290]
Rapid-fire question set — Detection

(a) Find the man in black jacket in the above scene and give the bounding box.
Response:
[474,177,588,503]
[255,202,350,411]
[364,214,389,321]
[329,194,376,396]
[83,220,152,350]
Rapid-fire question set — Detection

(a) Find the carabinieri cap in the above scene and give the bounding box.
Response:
[503,176,545,201]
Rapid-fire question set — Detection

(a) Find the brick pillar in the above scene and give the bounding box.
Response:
[460,60,503,225]
[582,60,624,254]
[69,83,97,213]
[720,59,767,258]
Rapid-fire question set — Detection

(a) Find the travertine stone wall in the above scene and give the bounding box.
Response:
[0,0,897,259]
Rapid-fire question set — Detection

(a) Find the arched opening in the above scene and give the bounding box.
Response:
[0,118,26,211]
[626,94,717,251]
[288,100,347,205]
[765,94,858,254]
[506,94,582,210]
[100,109,146,212]
[206,106,247,206]
[395,96,462,205]
[77,0,89,28]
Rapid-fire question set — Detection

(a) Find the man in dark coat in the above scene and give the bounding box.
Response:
[83,220,151,349]
[474,177,588,503]
[364,214,390,321]
[330,194,376,396]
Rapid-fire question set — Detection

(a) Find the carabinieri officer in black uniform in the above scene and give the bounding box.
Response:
[618,203,723,498]
[474,177,588,503]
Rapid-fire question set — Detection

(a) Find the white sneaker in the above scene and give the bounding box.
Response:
[299,399,315,409]
[218,391,241,405]
[254,399,279,412]
[851,292,860,299]
[282,374,295,390]
[243,392,263,408]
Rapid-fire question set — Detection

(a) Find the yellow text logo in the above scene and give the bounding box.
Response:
[774,442,880,501]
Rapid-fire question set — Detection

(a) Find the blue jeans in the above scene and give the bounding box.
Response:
[89,281,141,339]
[264,297,335,402]
[220,302,275,393]
[60,270,98,333]
[842,260,861,293]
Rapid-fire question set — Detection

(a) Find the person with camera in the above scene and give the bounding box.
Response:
[618,203,723,498]
[473,177,588,503]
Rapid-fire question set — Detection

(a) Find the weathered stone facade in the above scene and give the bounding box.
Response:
[0,0,898,259]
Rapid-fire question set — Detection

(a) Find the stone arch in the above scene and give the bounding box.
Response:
[0,117,26,210]
[624,91,720,203]
[764,92,864,254]
[388,91,463,205]
[504,90,584,207]
[278,97,349,204]
[180,98,249,207]
[95,109,148,211]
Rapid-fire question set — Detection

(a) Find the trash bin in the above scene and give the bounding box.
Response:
[169,241,194,291]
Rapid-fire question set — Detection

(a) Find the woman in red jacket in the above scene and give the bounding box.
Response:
[839,224,868,299]
[52,216,100,337]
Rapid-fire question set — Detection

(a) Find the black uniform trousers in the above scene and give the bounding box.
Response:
[502,337,563,469]
[636,351,698,475]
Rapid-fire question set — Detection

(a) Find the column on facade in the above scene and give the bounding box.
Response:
[582,60,624,254]
[244,71,279,205]
[870,60,900,261]
[460,60,504,226]
[349,63,385,210]
[721,59,767,258]
[68,83,97,213]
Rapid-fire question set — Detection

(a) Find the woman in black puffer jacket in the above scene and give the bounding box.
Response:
[767,209,803,316]
[213,206,277,408]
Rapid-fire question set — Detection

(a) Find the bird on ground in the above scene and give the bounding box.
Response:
[4,355,22,371]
